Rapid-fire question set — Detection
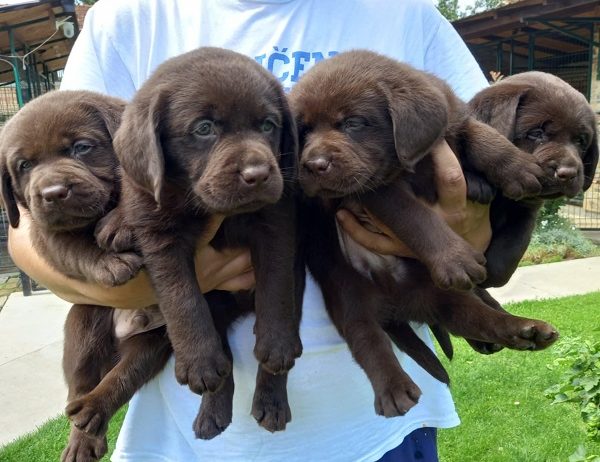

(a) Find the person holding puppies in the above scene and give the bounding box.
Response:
[8,0,493,460]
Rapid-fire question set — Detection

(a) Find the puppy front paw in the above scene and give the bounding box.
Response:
[94,210,135,252]
[93,252,143,286]
[61,427,107,462]
[174,347,232,395]
[499,161,544,200]
[65,396,108,437]
[253,330,302,374]
[429,243,487,291]
[373,373,421,417]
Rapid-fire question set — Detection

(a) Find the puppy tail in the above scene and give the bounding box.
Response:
[385,322,450,385]
[429,325,454,360]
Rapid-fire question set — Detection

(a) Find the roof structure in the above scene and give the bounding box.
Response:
[0,0,78,102]
[453,0,600,100]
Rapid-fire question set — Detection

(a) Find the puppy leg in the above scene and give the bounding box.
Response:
[143,240,232,395]
[194,369,235,440]
[193,291,238,440]
[362,182,487,290]
[66,328,171,437]
[61,428,107,462]
[460,117,544,200]
[250,201,303,375]
[324,267,421,416]
[63,305,115,462]
[435,291,558,351]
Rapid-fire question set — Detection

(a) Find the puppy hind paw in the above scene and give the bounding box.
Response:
[519,322,559,350]
[252,389,292,432]
[61,429,107,462]
[193,401,232,440]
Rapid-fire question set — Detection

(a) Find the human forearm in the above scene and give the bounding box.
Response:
[8,213,254,309]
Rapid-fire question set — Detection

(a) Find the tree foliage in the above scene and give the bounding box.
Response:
[436,0,506,21]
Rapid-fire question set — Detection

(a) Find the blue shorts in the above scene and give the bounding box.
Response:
[376,427,438,462]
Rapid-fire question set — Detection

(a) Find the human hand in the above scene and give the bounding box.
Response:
[8,210,255,309]
[335,139,492,257]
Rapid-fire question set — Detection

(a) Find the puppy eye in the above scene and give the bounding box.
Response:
[261,119,276,133]
[71,140,94,157]
[193,120,216,138]
[343,117,367,132]
[526,128,544,141]
[17,159,33,172]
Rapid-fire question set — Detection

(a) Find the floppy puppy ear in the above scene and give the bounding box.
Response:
[278,93,299,182]
[380,83,448,170]
[92,98,126,139]
[583,129,599,191]
[469,84,530,140]
[0,161,20,228]
[114,88,167,206]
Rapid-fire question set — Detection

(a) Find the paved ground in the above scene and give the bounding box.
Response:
[0,257,599,447]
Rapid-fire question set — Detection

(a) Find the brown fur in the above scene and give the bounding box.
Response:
[433,71,599,356]
[102,47,303,439]
[0,90,170,462]
[290,50,558,417]
[0,91,142,285]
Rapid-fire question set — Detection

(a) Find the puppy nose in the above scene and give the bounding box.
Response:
[41,185,70,202]
[304,157,331,174]
[240,165,270,186]
[556,166,578,182]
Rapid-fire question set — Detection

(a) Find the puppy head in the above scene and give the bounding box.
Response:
[114,47,297,215]
[0,90,124,230]
[289,50,449,198]
[470,72,598,198]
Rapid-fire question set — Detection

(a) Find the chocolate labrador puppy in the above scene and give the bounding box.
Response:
[471,71,599,287]
[290,50,558,417]
[431,71,599,357]
[0,90,163,462]
[103,47,302,439]
[0,90,140,283]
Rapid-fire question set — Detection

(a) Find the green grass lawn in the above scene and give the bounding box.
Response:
[438,291,600,462]
[1,292,599,462]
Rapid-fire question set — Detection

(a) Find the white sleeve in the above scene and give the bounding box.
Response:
[422,10,488,101]
[60,4,136,100]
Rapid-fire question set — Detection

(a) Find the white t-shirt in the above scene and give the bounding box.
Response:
[61,1,489,461]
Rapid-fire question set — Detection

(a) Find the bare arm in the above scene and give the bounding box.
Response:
[8,210,255,309]
[336,139,492,256]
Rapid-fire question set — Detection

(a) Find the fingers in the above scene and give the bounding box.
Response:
[336,209,414,257]
[195,245,254,292]
[430,139,466,212]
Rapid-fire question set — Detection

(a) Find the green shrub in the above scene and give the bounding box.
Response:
[520,202,599,265]
[545,337,600,443]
